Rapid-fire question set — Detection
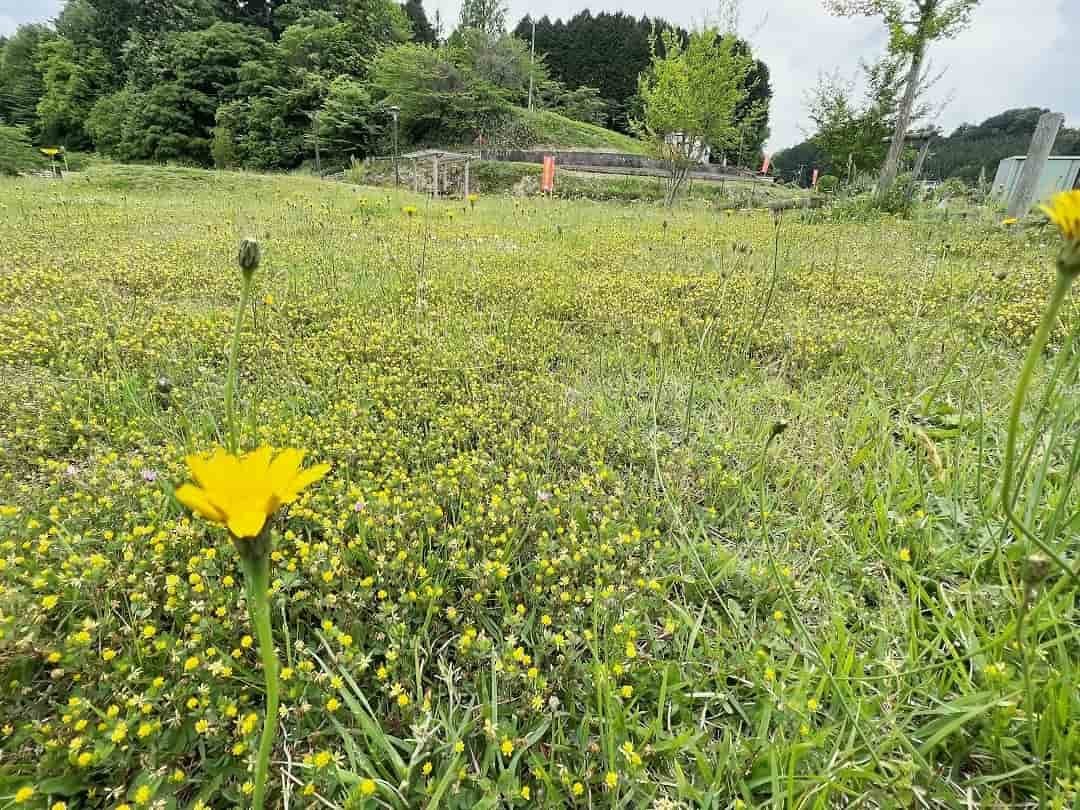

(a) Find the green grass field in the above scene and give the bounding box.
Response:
[0,164,1077,809]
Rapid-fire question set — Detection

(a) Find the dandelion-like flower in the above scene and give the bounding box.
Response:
[1041,190,1080,275]
[1041,190,1080,243]
[176,446,330,539]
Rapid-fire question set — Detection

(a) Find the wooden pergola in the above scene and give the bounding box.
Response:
[401,149,472,198]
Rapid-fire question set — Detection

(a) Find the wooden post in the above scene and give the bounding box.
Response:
[1007,112,1064,218]
[912,138,932,180]
[432,153,440,197]
[413,159,419,193]
[464,160,470,198]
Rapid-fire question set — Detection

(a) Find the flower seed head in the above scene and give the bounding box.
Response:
[237,238,261,279]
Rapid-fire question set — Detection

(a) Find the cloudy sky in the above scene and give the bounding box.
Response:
[4,0,1078,150]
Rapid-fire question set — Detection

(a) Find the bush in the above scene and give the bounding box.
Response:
[0,125,42,175]
[816,174,839,193]
[877,172,917,216]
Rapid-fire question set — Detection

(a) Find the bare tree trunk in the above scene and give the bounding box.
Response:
[876,40,924,198]
[912,137,932,180]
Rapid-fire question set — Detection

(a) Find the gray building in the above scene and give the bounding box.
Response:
[992,155,1080,204]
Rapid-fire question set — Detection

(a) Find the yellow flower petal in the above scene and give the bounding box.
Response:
[227,510,267,539]
[175,484,226,524]
[177,446,329,539]
[268,448,305,493]
[278,463,331,503]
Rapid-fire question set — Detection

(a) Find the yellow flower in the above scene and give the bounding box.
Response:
[359,778,377,797]
[1041,190,1080,242]
[898,547,911,563]
[604,771,618,789]
[176,446,330,538]
[1001,217,1018,226]
[13,786,34,803]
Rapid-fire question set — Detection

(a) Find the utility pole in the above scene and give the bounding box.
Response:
[527,19,536,111]
[389,105,401,187]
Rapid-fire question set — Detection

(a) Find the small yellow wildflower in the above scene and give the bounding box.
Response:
[13,786,34,803]
[176,446,330,538]
[604,771,618,789]
[359,778,377,796]
[500,737,513,756]
[520,785,531,800]
[898,547,911,563]
[571,782,584,796]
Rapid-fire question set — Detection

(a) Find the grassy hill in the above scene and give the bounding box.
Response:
[511,108,649,155]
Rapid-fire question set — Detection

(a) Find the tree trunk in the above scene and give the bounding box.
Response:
[876,40,924,198]
[912,137,932,180]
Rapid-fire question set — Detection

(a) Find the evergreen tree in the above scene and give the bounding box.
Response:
[402,0,436,44]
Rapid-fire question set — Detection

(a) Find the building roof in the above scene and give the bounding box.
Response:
[400,149,472,161]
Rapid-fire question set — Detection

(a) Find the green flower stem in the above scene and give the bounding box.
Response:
[224,274,254,454]
[1000,265,1078,584]
[240,551,279,810]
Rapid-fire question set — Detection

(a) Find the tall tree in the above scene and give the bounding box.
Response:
[0,25,55,131]
[35,36,111,147]
[459,0,507,37]
[636,27,760,204]
[402,0,436,43]
[827,0,980,197]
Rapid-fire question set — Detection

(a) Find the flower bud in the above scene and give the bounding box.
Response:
[237,238,261,279]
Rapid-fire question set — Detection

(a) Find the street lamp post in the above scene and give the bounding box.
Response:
[389,105,401,188]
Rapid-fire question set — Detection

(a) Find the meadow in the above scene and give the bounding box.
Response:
[0,164,1077,809]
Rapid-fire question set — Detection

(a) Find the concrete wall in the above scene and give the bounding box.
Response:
[486,149,768,182]
[992,156,1080,202]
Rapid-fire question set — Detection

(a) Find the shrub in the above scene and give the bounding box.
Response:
[816,174,839,194]
[0,125,41,175]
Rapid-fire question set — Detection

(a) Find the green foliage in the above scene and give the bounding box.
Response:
[215,73,326,170]
[35,37,111,149]
[85,88,133,158]
[103,22,269,163]
[925,108,1080,183]
[512,108,647,153]
[0,24,55,132]
[806,58,908,180]
[371,43,510,142]
[770,139,829,186]
[817,173,839,193]
[637,29,757,154]
[458,0,507,37]
[211,124,239,168]
[553,85,607,126]
[402,0,436,43]
[637,28,760,202]
[513,12,683,132]
[448,29,543,105]
[317,76,384,165]
[0,124,41,174]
